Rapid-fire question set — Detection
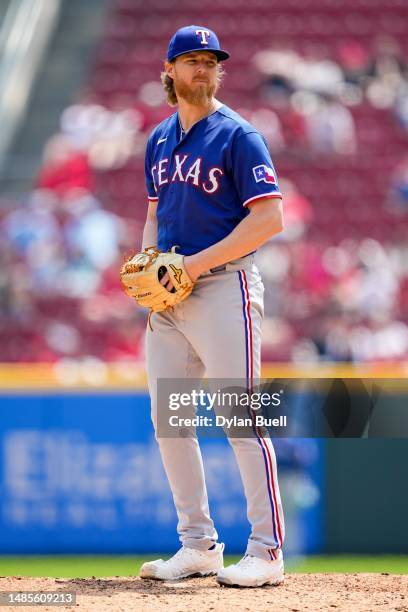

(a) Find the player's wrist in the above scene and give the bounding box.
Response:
[183,254,206,282]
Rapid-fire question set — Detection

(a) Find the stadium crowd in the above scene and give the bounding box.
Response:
[0,33,407,363]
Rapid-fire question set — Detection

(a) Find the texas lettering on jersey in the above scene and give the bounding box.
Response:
[152,155,224,194]
[145,104,282,255]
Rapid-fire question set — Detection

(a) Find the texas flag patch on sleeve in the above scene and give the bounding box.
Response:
[253,164,277,184]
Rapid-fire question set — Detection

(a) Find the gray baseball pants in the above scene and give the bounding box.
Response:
[145,255,285,561]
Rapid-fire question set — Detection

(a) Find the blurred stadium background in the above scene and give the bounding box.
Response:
[0,0,407,575]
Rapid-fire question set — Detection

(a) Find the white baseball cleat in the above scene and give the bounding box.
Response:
[139,543,224,580]
[216,551,284,587]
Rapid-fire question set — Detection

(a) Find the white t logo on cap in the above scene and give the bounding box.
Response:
[195,29,210,45]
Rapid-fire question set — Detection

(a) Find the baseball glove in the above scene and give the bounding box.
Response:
[120,246,194,327]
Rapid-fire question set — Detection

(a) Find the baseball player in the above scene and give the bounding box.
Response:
[136,25,285,587]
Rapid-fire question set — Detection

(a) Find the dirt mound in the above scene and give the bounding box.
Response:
[0,573,407,611]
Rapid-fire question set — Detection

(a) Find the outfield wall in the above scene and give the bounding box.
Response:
[1,362,407,555]
[0,363,324,555]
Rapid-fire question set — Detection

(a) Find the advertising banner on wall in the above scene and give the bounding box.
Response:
[0,391,323,555]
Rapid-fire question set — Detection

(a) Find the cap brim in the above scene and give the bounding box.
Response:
[169,48,230,62]
[214,50,230,61]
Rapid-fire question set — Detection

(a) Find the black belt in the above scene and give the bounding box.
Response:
[209,264,227,273]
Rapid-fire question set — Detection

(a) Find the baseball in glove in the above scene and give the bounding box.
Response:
[120,246,194,328]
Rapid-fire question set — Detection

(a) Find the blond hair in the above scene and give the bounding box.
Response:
[160,62,225,106]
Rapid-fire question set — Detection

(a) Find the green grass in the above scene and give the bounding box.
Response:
[0,555,407,578]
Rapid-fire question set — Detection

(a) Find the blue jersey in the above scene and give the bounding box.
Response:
[144,104,282,255]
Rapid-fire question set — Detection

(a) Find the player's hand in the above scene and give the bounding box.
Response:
[159,271,175,291]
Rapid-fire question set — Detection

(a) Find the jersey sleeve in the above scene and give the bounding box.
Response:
[230,131,282,207]
[144,134,158,202]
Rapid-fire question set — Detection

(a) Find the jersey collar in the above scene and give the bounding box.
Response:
[176,104,224,143]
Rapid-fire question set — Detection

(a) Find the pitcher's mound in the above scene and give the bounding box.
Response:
[1,573,407,611]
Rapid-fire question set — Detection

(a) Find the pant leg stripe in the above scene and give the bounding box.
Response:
[262,438,284,548]
[242,270,283,547]
[238,271,249,384]
[238,270,283,549]
[242,272,254,384]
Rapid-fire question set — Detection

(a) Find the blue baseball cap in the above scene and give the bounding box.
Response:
[167,25,230,62]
